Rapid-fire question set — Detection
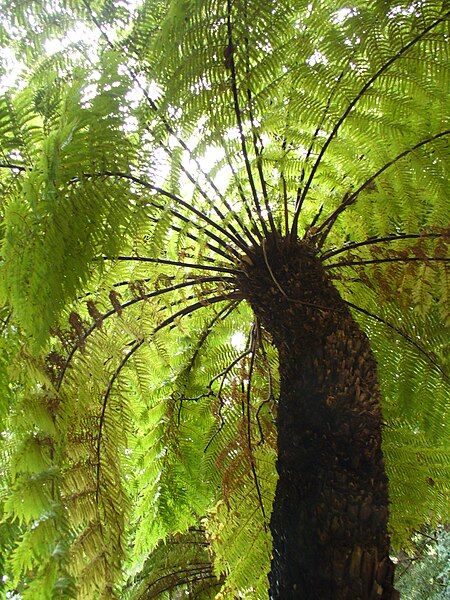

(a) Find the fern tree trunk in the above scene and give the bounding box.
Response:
[238,239,399,600]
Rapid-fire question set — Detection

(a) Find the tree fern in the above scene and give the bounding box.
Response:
[0,0,448,598]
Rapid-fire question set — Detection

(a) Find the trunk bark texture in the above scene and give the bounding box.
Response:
[238,239,398,600]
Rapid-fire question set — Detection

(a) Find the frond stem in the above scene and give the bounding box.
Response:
[345,301,449,381]
[81,171,245,256]
[102,255,240,275]
[291,70,345,239]
[95,293,238,502]
[226,0,269,238]
[244,322,268,527]
[0,163,26,172]
[217,133,264,243]
[57,278,233,389]
[176,301,239,425]
[315,130,450,245]
[243,0,277,237]
[325,256,449,269]
[293,14,449,236]
[95,337,143,504]
[203,347,252,452]
[321,232,444,260]
[81,0,254,248]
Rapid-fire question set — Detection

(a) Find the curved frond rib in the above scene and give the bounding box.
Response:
[242,1,276,238]
[95,337,143,504]
[292,12,449,234]
[103,255,240,275]
[291,70,346,239]
[345,300,449,381]
[325,256,449,269]
[226,0,270,238]
[83,171,246,255]
[218,134,264,244]
[244,322,268,527]
[81,0,257,247]
[316,130,450,243]
[0,163,26,172]
[57,278,234,389]
[177,301,240,424]
[204,344,253,452]
[95,293,237,503]
[321,232,445,260]
[255,321,276,445]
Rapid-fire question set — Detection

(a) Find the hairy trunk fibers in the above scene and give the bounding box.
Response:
[237,239,398,600]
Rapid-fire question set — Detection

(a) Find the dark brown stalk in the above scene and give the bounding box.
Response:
[102,255,239,275]
[226,0,270,238]
[95,293,236,504]
[321,232,444,260]
[345,301,448,382]
[315,130,450,245]
[70,172,232,261]
[141,205,232,263]
[216,134,264,243]
[243,323,268,527]
[57,279,234,389]
[243,0,277,238]
[291,70,345,239]
[203,347,252,452]
[325,256,449,269]
[0,162,26,171]
[81,0,257,247]
[81,171,246,256]
[176,301,239,425]
[293,13,449,238]
[95,338,143,503]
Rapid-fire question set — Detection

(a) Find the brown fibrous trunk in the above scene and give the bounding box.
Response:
[237,237,399,600]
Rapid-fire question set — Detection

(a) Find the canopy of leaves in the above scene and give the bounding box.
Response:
[0,0,448,598]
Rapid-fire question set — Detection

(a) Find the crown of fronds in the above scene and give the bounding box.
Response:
[0,0,449,598]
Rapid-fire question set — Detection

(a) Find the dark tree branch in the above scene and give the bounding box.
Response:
[71,172,230,260]
[80,171,246,256]
[246,88,277,237]
[325,256,449,269]
[255,321,276,445]
[95,337,143,504]
[0,162,26,172]
[102,254,240,275]
[176,301,239,425]
[345,301,449,381]
[244,322,268,528]
[321,232,445,260]
[152,293,239,337]
[217,134,264,244]
[293,13,449,231]
[243,0,277,238]
[291,70,345,239]
[141,201,233,262]
[203,347,253,452]
[226,0,269,238]
[315,130,450,244]
[280,155,289,236]
[57,279,234,389]
[95,293,237,504]
[81,0,257,247]
[145,565,216,597]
